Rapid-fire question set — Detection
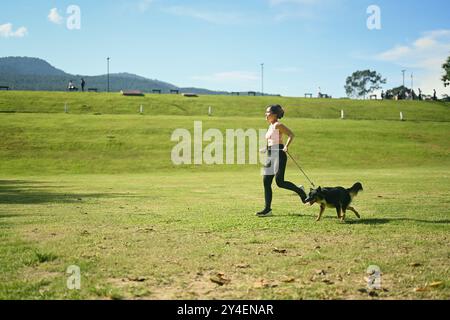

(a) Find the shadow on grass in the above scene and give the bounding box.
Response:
[0,180,142,205]
[345,218,450,225]
[279,213,450,225]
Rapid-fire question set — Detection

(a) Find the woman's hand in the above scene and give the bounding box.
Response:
[283,146,289,153]
[259,147,267,154]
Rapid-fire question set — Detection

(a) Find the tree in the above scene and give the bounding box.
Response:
[442,55,450,87]
[385,86,411,100]
[345,70,386,99]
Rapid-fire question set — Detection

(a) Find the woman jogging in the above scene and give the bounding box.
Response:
[257,105,307,217]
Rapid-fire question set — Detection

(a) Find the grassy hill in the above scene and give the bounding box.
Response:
[0,91,449,175]
[1,91,449,121]
[0,91,449,300]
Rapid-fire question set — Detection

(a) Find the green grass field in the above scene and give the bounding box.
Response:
[0,92,449,300]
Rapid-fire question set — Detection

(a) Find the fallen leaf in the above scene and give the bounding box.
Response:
[315,269,327,276]
[368,291,379,297]
[210,273,231,286]
[409,262,422,267]
[127,276,147,282]
[358,288,368,294]
[281,277,296,283]
[254,279,279,288]
[429,281,444,288]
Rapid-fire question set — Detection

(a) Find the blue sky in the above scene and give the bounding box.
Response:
[1,0,449,97]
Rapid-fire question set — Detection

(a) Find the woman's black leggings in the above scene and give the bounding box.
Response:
[263,145,307,210]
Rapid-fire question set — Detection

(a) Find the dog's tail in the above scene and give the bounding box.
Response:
[348,182,363,195]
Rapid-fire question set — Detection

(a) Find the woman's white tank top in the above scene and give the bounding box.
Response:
[266,122,281,146]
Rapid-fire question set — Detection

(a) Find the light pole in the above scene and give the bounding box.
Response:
[107,57,110,93]
[411,73,414,99]
[261,63,264,96]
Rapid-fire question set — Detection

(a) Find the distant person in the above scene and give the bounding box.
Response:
[81,78,86,92]
[381,90,385,100]
[418,88,422,101]
[433,89,437,101]
[68,80,74,91]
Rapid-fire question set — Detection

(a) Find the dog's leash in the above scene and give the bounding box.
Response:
[287,152,316,188]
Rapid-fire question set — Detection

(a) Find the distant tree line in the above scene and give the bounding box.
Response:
[344,55,450,102]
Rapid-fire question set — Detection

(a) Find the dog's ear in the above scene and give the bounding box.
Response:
[317,186,322,192]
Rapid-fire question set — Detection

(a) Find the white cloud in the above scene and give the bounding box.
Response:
[376,30,450,94]
[376,30,450,66]
[377,46,411,61]
[268,0,328,22]
[0,23,28,38]
[138,0,154,13]
[414,37,436,49]
[48,8,63,24]
[163,6,244,25]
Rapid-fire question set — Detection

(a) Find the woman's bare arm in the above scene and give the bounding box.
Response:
[276,123,295,152]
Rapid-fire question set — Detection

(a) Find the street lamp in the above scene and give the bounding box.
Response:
[107,57,111,93]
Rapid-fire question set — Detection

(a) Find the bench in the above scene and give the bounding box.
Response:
[0,86,10,91]
[231,92,240,96]
[370,94,377,100]
[170,90,179,94]
[121,90,145,97]
[304,93,313,98]
[88,88,98,92]
[152,89,162,94]
[182,93,198,98]
[68,87,79,92]
[248,91,256,96]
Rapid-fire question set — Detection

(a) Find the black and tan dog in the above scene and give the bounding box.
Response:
[305,183,363,222]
